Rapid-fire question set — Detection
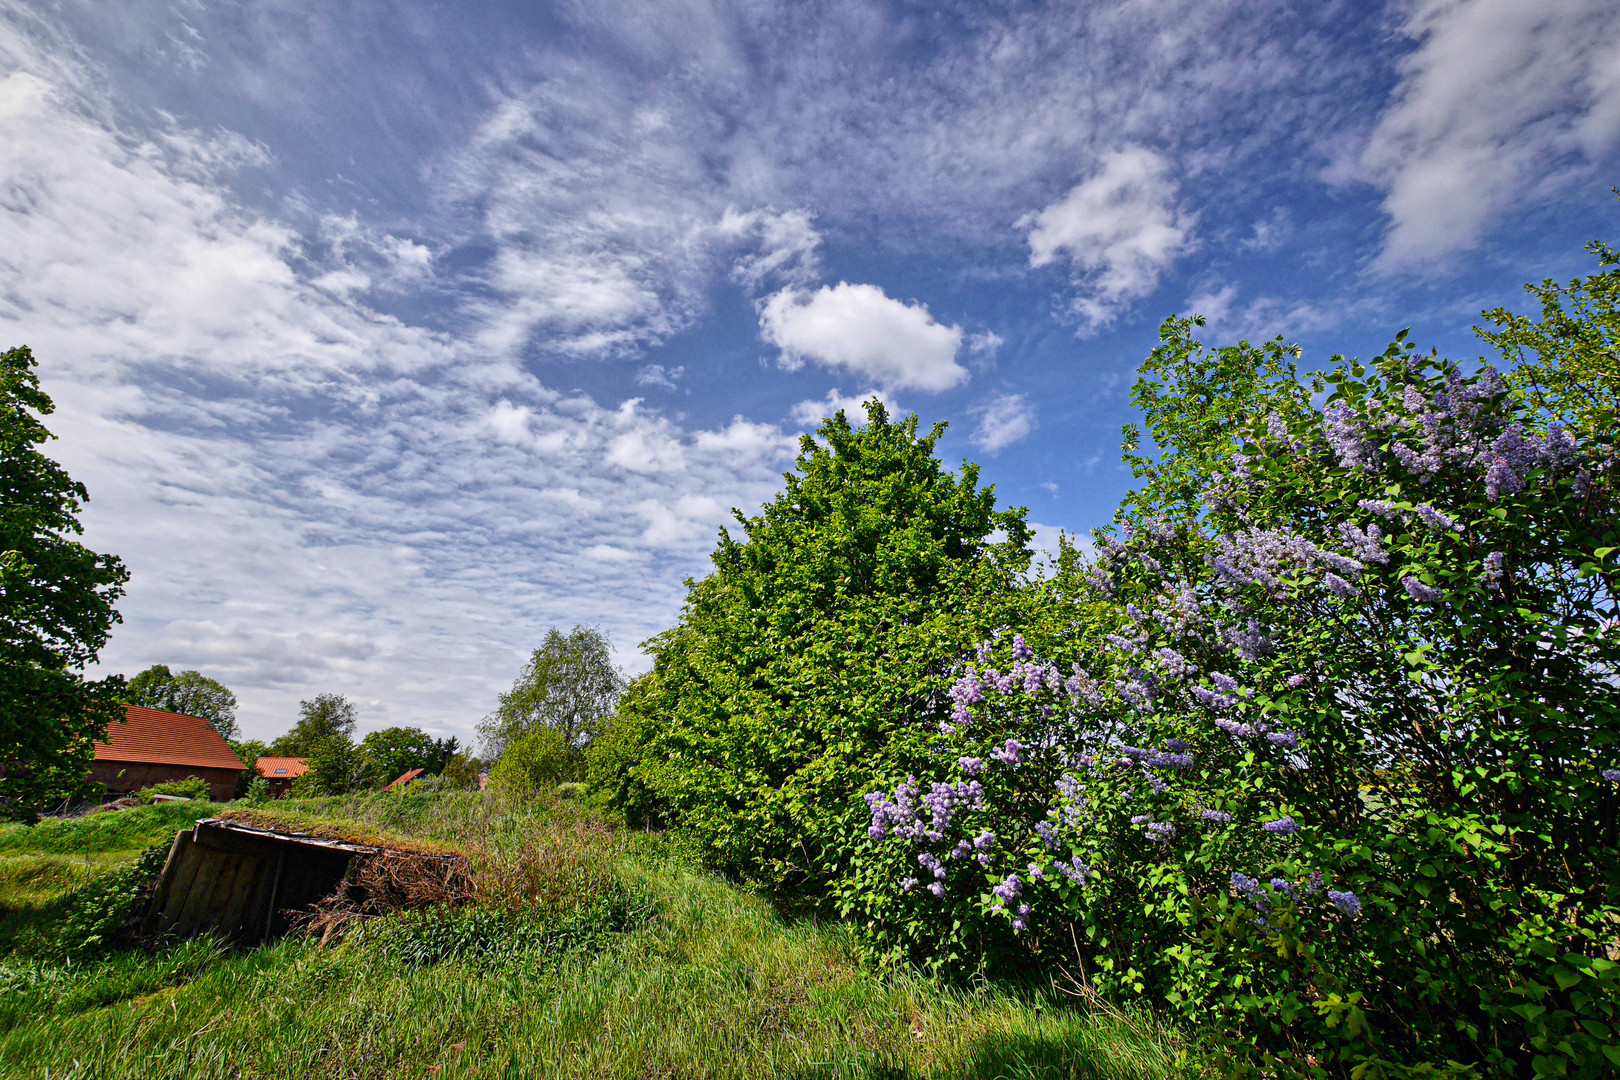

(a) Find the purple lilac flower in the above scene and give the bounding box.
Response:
[1230,872,1261,898]
[899,877,918,893]
[1328,890,1362,917]
[1482,551,1505,586]
[1266,731,1300,750]
[1336,521,1389,564]
[992,874,1024,902]
[974,831,996,851]
[1012,634,1035,662]
[1200,809,1233,824]
[1286,672,1310,689]
[957,756,983,777]
[1602,769,1620,783]
[1262,816,1299,834]
[1027,862,1045,880]
[1301,872,1324,896]
[990,740,1024,766]
[1034,821,1060,851]
[976,853,992,868]
[1058,856,1090,884]
[1357,498,1405,521]
[1222,619,1276,661]
[1214,718,1255,738]
[1483,422,1540,500]
[951,840,973,860]
[1145,821,1176,844]
[927,882,944,898]
[1414,503,1461,533]
[917,853,946,879]
[1269,877,1293,895]
[1130,814,1151,825]
[1323,402,1380,470]
[1322,572,1357,598]
[1401,576,1445,603]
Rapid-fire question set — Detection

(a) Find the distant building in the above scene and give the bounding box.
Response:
[384,766,426,792]
[253,757,309,799]
[91,705,247,802]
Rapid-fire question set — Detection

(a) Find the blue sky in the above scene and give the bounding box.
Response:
[3,0,1618,744]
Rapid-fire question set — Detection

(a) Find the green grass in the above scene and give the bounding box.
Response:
[0,792,1192,1079]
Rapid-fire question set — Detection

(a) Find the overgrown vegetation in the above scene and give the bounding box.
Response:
[595,241,1620,1078]
[0,790,1187,1079]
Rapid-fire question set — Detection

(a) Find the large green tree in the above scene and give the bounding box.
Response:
[125,664,240,741]
[480,625,626,761]
[359,726,441,784]
[599,401,1033,891]
[0,346,128,818]
[269,692,358,757]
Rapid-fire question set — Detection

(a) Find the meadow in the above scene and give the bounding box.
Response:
[0,791,1188,1080]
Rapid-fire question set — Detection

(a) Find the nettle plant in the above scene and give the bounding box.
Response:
[842,322,1619,1078]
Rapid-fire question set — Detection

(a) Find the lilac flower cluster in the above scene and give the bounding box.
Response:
[991,873,1023,902]
[1192,670,1247,710]
[1057,855,1090,884]
[1335,521,1389,565]
[1214,718,1256,738]
[866,777,985,842]
[1401,576,1445,604]
[1602,769,1620,784]
[1328,890,1362,917]
[1200,808,1233,823]
[1262,816,1299,834]
[1482,551,1505,586]
[1144,821,1176,844]
[1210,528,1366,599]
[1414,503,1461,533]
[990,739,1024,766]
[1266,731,1300,750]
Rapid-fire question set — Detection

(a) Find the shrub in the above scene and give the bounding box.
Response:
[35,842,170,958]
[490,726,575,791]
[597,401,1035,893]
[843,255,1620,1079]
[135,776,208,803]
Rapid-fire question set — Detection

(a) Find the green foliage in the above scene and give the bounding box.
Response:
[125,665,240,741]
[269,693,358,757]
[596,401,1035,892]
[291,738,375,796]
[490,726,575,792]
[134,776,208,803]
[359,726,441,785]
[30,842,169,959]
[845,246,1620,1079]
[227,739,269,799]
[480,625,626,762]
[0,345,129,819]
[437,752,482,791]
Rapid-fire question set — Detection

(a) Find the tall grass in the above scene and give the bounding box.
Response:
[0,791,1193,1079]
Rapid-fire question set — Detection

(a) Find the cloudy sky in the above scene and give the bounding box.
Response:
[4,0,1618,744]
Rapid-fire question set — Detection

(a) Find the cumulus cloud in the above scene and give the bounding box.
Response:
[1353,0,1620,267]
[970,393,1036,453]
[1022,147,1192,330]
[760,282,966,392]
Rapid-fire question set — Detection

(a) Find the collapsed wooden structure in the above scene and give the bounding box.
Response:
[142,817,466,945]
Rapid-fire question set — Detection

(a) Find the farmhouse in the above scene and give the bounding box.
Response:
[91,705,246,802]
[253,756,309,798]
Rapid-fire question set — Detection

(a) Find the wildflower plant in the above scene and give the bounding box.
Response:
[841,247,1620,1079]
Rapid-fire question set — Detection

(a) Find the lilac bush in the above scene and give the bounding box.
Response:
[839,289,1620,1077]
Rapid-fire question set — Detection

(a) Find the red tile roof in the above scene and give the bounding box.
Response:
[254,757,309,779]
[93,705,246,772]
[385,767,426,791]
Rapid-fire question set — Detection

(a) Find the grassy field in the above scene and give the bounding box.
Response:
[0,791,1189,1079]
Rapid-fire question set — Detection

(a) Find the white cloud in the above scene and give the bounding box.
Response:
[1353,0,1620,267]
[635,363,684,390]
[760,282,967,392]
[0,25,800,742]
[1022,147,1192,330]
[720,205,822,290]
[787,387,899,429]
[970,393,1036,453]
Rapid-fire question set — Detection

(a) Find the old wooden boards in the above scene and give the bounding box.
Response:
[142,819,372,945]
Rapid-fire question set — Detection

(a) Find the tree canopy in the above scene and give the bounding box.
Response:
[359,726,448,784]
[480,625,626,760]
[269,693,358,757]
[125,664,240,741]
[595,401,1034,890]
[0,345,128,817]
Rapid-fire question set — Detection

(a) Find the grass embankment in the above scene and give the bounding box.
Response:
[0,791,1188,1079]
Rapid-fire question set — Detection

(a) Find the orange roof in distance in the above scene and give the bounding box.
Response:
[254,757,309,779]
[385,767,426,791]
[93,705,246,772]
